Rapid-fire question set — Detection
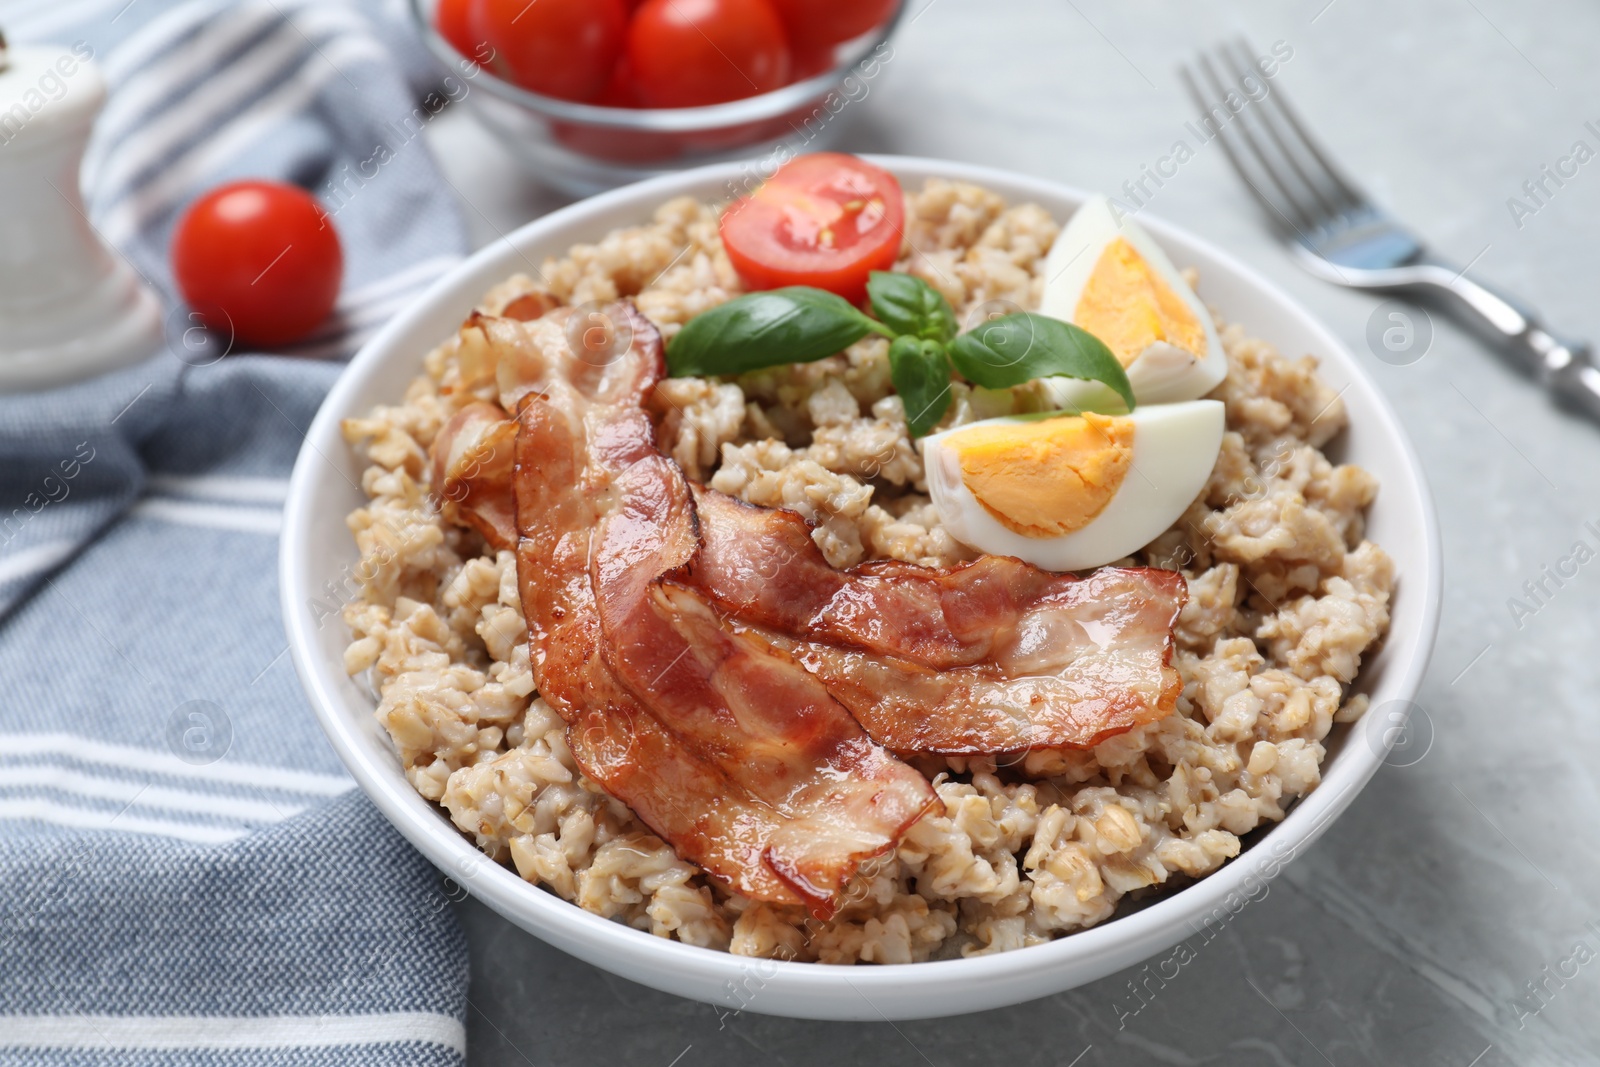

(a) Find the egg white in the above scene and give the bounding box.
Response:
[922,400,1225,572]
[1036,195,1227,410]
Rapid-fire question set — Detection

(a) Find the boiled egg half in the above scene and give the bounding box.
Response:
[922,400,1225,571]
[1037,195,1227,409]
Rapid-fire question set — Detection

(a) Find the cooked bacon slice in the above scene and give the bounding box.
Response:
[684,488,1186,753]
[510,310,804,905]
[429,308,574,550]
[512,303,933,912]
[562,695,805,906]
[728,611,1179,754]
[431,402,517,549]
[594,455,937,909]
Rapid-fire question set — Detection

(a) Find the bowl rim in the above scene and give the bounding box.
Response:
[407,0,907,132]
[281,154,1442,1013]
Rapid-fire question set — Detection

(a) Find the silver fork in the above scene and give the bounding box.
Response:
[1180,39,1600,422]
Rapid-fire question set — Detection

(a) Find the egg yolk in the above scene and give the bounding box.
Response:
[1074,237,1206,367]
[951,412,1134,538]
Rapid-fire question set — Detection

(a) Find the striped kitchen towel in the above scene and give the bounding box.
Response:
[0,0,474,1061]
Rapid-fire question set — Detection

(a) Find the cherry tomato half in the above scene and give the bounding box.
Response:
[720,153,904,303]
[474,0,628,102]
[171,180,343,350]
[766,0,896,51]
[628,0,791,108]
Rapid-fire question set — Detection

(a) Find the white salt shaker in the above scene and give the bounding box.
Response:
[0,30,163,392]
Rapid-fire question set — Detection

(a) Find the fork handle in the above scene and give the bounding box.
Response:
[1415,262,1600,420]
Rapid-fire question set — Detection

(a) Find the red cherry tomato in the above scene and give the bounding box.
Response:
[432,0,482,60]
[627,0,791,108]
[593,57,640,108]
[719,152,903,302]
[473,0,627,101]
[171,181,342,350]
[788,42,836,82]
[766,0,896,50]
[550,54,688,161]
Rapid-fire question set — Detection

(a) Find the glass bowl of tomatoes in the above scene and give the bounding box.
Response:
[410,0,905,195]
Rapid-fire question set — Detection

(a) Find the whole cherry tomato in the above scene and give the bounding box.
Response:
[550,55,688,161]
[719,152,903,302]
[627,0,791,108]
[432,0,484,60]
[788,42,836,82]
[766,0,896,50]
[594,57,641,108]
[171,180,342,349]
[473,0,628,101]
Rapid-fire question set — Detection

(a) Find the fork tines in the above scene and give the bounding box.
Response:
[1178,39,1367,236]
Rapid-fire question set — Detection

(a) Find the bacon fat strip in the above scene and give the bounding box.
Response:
[511,306,803,905]
[685,488,1186,753]
[593,454,938,912]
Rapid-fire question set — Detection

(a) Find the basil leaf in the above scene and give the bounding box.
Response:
[948,312,1135,410]
[667,288,890,377]
[889,336,953,438]
[867,271,957,343]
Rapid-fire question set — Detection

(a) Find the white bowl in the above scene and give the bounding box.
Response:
[280,156,1441,1022]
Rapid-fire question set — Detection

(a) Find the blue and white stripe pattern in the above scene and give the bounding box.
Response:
[1,0,472,1060]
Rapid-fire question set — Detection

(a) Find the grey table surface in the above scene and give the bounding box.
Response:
[422,1,1600,1064]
